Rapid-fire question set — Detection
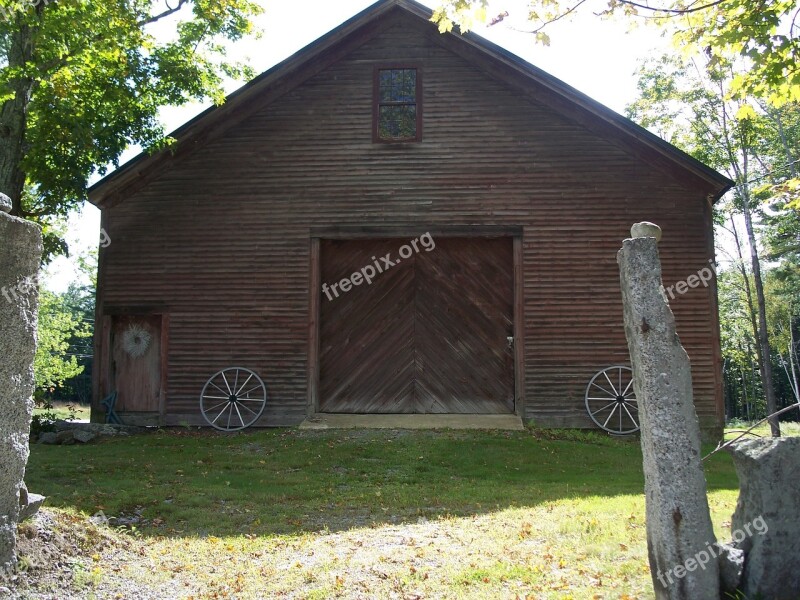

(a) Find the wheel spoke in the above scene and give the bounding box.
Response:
[621,378,634,396]
[211,403,230,425]
[235,373,255,396]
[590,381,615,397]
[235,396,265,406]
[209,381,229,395]
[203,399,229,414]
[602,371,619,396]
[622,402,638,426]
[233,403,246,428]
[237,401,259,417]
[203,395,232,401]
[602,403,619,428]
[237,384,264,398]
[221,371,233,394]
[590,400,618,417]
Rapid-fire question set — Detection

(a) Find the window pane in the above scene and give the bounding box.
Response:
[398,70,416,102]
[378,68,417,103]
[378,70,393,101]
[378,105,417,139]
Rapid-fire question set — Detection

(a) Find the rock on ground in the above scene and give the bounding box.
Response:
[17,483,46,523]
[726,437,800,600]
[36,433,57,445]
[72,430,96,444]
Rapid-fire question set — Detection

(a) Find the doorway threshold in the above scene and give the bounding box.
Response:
[299,413,524,431]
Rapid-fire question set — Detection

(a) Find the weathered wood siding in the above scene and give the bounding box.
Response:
[95,13,723,428]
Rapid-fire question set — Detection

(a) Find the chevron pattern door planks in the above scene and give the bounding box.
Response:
[319,237,513,413]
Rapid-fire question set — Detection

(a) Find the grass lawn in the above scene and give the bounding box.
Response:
[32,402,91,422]
[723,420,800,440]
[19,427,742,599]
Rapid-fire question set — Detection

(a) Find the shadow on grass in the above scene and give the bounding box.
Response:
[25,427,738,538]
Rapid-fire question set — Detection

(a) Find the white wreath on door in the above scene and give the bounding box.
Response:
[122,323,152,358]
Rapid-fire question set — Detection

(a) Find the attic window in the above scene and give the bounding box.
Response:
[374,67,421,142]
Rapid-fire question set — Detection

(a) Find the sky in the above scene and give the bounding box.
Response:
[46,0,671,291]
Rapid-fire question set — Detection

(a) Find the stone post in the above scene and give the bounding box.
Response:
[617,223,719,599]
[0,192,42,571]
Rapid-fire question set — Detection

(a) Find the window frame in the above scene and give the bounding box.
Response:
[372,65,423,143]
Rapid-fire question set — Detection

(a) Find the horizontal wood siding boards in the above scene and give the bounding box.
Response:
[98,16,721,428]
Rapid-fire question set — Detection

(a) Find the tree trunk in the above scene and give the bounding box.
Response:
[0,21,36,215]
[730,215,764,383]
[740,187,781,436]
[740,365,749,421]
[770,108,798,177]
[790,317,800,407]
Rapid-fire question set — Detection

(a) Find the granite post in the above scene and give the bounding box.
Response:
[0,192,42,571]
[618,223,719,599]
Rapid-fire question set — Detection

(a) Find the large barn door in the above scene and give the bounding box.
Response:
[319,237,514,414]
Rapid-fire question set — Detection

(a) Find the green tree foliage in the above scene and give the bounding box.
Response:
[53,252,98,404]
[626,54,800,427]
[0,0,262,259]
[30,256,96,434]
[431,0,800,106]
[761,104,800,301]
[717,267,762,420]
[34,285,91,395]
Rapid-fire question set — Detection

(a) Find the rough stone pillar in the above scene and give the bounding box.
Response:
[617,224,719,599]
[726,437,800,599]
[0,192,42,571]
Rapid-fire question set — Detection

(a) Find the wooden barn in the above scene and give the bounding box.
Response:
[88,0,732,433]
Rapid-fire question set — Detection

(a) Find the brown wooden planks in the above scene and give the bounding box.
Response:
[319,237,513,414]
[319,239,416,412]
[415,237,513,413]
[110,315,161,412]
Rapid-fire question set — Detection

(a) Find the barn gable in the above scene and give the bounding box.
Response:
[89,0,732,433]
[88,0,730,207]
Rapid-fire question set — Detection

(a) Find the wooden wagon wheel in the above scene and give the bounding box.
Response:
[200,367,267,432]
[584,365,639,435]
